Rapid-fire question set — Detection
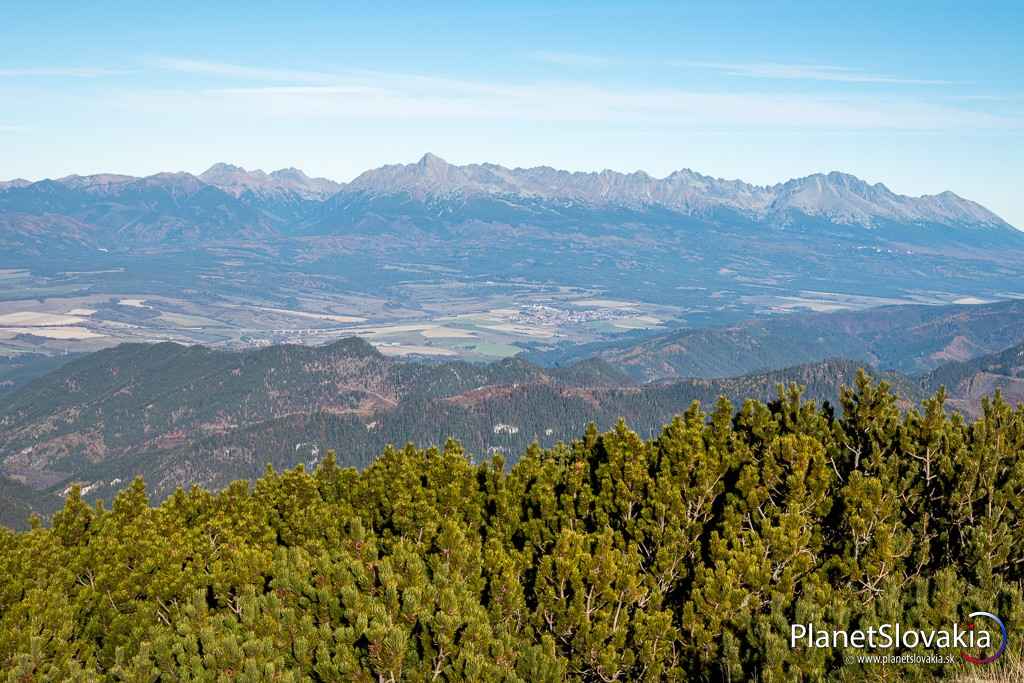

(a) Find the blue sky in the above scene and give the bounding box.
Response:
[1,1,1022,226]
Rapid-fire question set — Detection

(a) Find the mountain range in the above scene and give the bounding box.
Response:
[1,155,1016,249]
[4,155,1022,338]
[343,154,1012,230]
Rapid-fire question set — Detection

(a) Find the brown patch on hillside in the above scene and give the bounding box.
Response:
[321,395,391,418]
[446,383,634,411]
[3,430,107,470]
[446,385,522,408]
[929,335,982,363]
[150,430,188,449]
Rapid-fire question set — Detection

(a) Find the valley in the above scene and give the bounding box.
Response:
[3,156,1023,366]
[3,298,1024,529]
[0,265,680,361]
[3,155,1024,530]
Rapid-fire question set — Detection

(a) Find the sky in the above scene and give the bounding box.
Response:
[1,1,1022,227]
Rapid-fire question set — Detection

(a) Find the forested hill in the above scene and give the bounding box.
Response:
[0,337,632,481]
[0,338,915,520]
[6,332,1024,526]
[1,378,1022,680]
[0,474,61,530]
[531,298,1024,381]
[922,340,1024,417]
[0,352,78,397]
[83,357,917,504]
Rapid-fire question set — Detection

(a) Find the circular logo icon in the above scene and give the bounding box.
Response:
[962,612,1007,665]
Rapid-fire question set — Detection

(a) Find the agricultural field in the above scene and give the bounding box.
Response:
[0,255,681,361]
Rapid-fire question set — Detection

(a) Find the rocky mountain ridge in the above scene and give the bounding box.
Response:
[198,163,343,200]
[3,154,1014,231]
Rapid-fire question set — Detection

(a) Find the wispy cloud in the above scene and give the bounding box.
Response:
[30,57,1005,137]
[108,62,1017,133]
[0,67,122,78]
[945,94,1014,102]
[153,58,337,83]
[533,51,615,68]
[675,60,955,85]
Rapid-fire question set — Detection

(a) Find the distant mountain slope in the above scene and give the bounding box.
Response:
[922,341,1024,417]
[7,327,1022,522]
[103,358,909,502]
[0,338,630,489]
[198,163,342,200]
[0,353,77,396]
[197,163,344,226]
[0,172,273,250]
[0,335,923,511]
[541,299,1024,382]
[0,474,61,530]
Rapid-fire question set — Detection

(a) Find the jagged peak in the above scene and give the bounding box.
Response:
[202,162,247,175]
[200,163,269,179]
[418,152,450,167]
[136,172,210,194]
[269,167,309,180]
[142,171,206,187]
[197,163,341,199]
[54,173,137,189]
[0,178,32,191]
[147,171,200,180]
